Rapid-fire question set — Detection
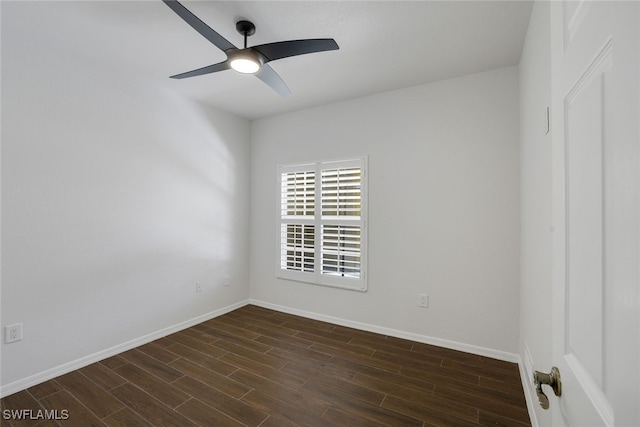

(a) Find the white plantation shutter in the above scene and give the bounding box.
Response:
[277,158,367,291]
[279,164,315,279]
[281,169,315,218]
[321,225,361,278]
[280,224,315,273]
[321,167,362,217]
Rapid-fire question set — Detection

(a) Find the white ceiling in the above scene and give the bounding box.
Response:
[4,0,533,120]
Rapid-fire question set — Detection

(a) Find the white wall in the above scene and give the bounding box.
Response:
[1,4,251,391]
[250,67,521,355]
[518,2,552,425]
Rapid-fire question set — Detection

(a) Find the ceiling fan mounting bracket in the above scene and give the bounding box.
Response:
[236,20,256,37]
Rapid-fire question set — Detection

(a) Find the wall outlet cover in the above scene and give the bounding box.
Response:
[5,323,23,344]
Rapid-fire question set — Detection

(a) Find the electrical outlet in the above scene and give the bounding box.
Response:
[195,282,203,293]
[223,276,230,287]
[419,294,429,308]
[5,323,23,344]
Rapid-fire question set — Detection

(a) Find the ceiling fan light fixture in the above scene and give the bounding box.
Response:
[230,57,261,74]
[229,50,263,74]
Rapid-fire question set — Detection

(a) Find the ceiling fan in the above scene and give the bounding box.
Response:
[162,0,339,98]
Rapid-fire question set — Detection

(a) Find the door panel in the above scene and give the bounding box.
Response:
[551,1,639,426]
[561,36,612,427]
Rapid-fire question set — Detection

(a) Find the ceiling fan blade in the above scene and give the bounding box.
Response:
[251,39,339,62]
[170,61,230,79]
[162,0,236,52]
[255,64,291,98]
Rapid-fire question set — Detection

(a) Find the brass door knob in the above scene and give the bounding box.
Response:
[533,367,562,409]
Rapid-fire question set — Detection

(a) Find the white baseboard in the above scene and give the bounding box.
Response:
[0,299,250,398]
[249,299,520,363]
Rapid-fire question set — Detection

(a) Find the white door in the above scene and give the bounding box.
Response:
[550,1,639,426]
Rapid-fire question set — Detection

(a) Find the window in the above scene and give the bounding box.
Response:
[278,158,367,291]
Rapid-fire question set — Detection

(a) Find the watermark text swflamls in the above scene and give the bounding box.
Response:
[2,409,70,421]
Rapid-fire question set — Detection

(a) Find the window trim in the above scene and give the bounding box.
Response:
[276,157,368,292]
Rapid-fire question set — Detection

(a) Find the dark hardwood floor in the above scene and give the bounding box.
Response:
[1,305,531,426]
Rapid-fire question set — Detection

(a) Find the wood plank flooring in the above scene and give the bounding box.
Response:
[0,305,531,426]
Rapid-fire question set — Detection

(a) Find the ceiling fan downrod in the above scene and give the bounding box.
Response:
[236,20,255,49]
